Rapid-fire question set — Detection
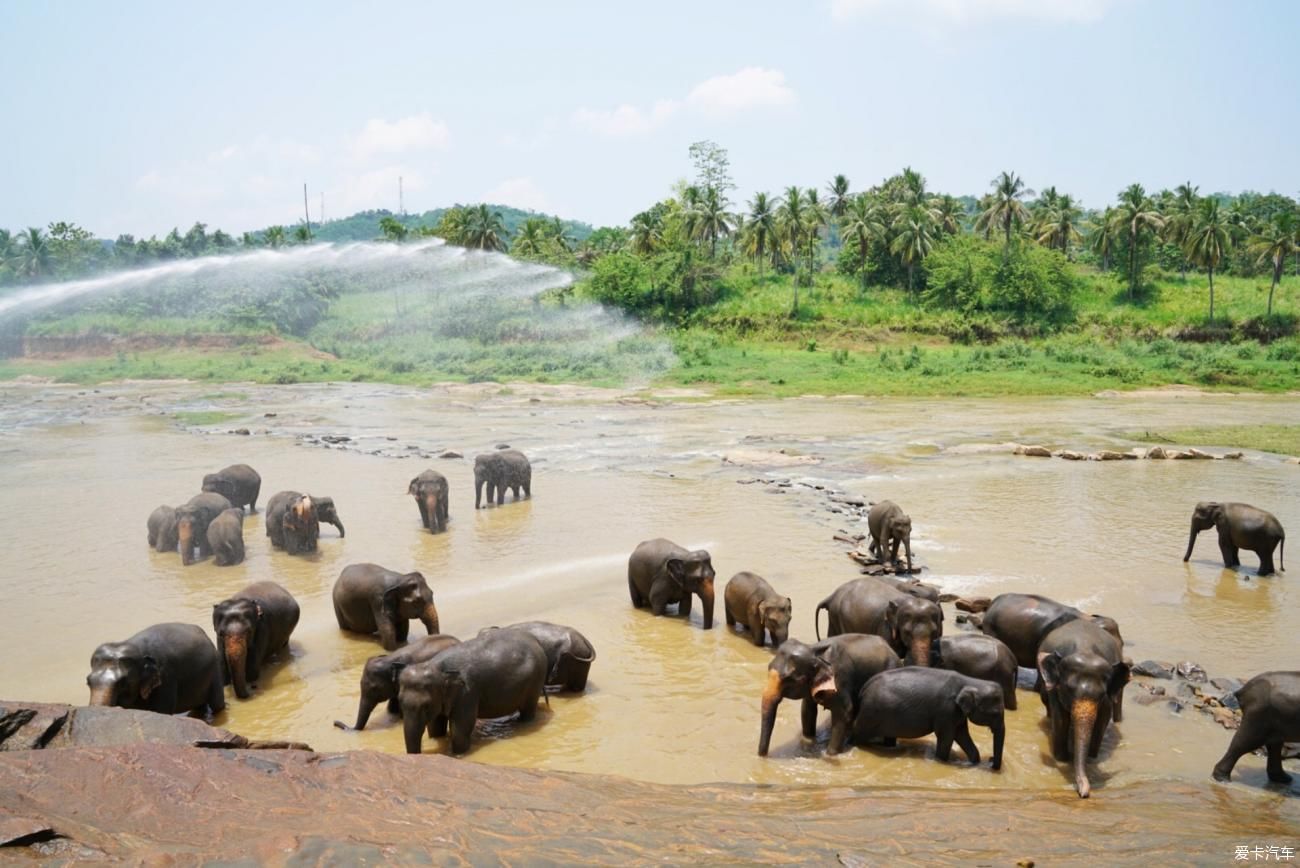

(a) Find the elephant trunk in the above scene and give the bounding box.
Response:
[352,695,379,731]
[699,579,715,630]
[908,636,932,667]
[758,670,782,756]
[1071,699,1098,798]
[425,493,439,528]
[474,476,484,509]
[332,517,345,538]
[178,521,194,565]
[1183,523,1200,562]
[420,602,441,635]
[224,633,250,699]
[403,709,426,754]
[88,684,116,707]
[990,721,1005,771]
[903,538,914,573]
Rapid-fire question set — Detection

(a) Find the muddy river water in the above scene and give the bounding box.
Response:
[0,381,1297,802]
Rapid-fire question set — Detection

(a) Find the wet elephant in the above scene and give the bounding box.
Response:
[759,635,902,757]
[867,500,914,573]
[333,563,440,652]
[334,634,461,731]
[398,630,547,755]
[935,634,1019,710]
[627,539,716,629]
[477,622,596,692]
[1184,501,1286,576]
[201,464,262,513]
[146,505,179,553]
[206,508,245,567]
[176,492,232,565]
[981,593,1123,671]
[87,623,225,716]
[1212,671,1300,785]
[873,574,941,603]
[212,581,300,699]
[314,496,345,538]
[1037,618,1130,798]
[474,449,531,509]
[853,668,1006,770]
[408,469,449,533]
[724,571,792,648]
[815,578,943,666]
[266,491,319,554]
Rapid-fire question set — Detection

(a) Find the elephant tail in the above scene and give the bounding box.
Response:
[815,597,830,641]
[1280,536,1285,572]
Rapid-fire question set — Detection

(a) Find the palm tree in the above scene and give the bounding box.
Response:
[777,187,808,314]
[263,226,287,249]
[975,171,1032,250]
[694,186,733,258]
[1111,183,1164,300]
[1162,182,1199,279]
[293,225,311,244]
[628,210,663,256]
[1087,208,1119,272]
[15,227,52,278]
[463,204,509,252]
[890,206,936,292]
[378,216,408,242]
[0,229,15,280]
[827,174,851,218]
[511,217,549,258]
[1248,211,1298,316]
[745,192,777,273]
[548,217,574,253]
[1184,197,1231,321]
[801,189,829,275]
[840,194,887,290]
[931,195,965,236]
[679,185,704,249]
[1036,193,1083,257]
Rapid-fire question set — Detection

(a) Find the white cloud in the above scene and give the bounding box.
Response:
[831,0,1114,22]
[482,177,550,212]
[685,67,795,113]
[352,113,451,160]
[573,99,679,138]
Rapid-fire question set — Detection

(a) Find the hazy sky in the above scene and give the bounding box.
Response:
[2,1,1297,237]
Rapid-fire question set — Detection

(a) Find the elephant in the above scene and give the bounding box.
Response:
[206,508,245,567]
[266,490,319,554]
[935,634,1019,710]
[146,505,179,553]
[333,563,440,652]
[87,623,225,716]
[397,629,548,755]
[815,578,943,666]
[1037,618,1130,798]
[474,449,532,509]
[627,538,716,630]
[852,668,1006,770]
[200,464,262,513]
[212,581,300,699]
[724,572,793,647]
[867,500,914,573]
[176,492,233,566]
[476,622,596,692]
[1212,671,1300,784]
[981,593,1124,671]
[334,634,461,731]
[408,469,450,533]
[872,574,941,603]
[759,635,902,757]
[314,496,345,538]
[1184,501,1286,576]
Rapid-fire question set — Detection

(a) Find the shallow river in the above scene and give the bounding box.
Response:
[0,381,1297,799]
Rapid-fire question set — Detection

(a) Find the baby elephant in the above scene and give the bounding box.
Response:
[476,622,596,692]
[334,634,461,731]
[1212,671,1300,785]
[628,539,716,629]
[1184,501,1286,576]
[935,634,1019,710]
[853,668,1006,769]
[206,508,245,567]
[408,469,450,533]
[724,572,792,647]
[87,623,225,716]
[333,563,440,651]
[212,581,300,699]
[867,500,914,573]
[146,505,179,553]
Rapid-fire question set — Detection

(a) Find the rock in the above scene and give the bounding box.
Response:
[954,597,991,614]
[321,435,350,444]
[1056,450,1087,461]
[233,428,250,436]
[953,613,983,629]
[1095,450,1126,461]
[1132,692,1169,707]
[1169,450,1197,460]
[833,533,860,545]
[1186,448,1215,459]
[1145,446,1169,459]
[1014,445,1052,457]
[1016,859,1035,867]
[1132,660,1175,679]
[263,412,277,418]
[1283,743,1300,760]
[1210,707,1240,730]
[829,494,868,507]
[722,449,822,468]
[439,450,463,459]
[1222,452,1243,460]
[938,593,960,603]
[1176,661,1208,683]
[496,443,511,449]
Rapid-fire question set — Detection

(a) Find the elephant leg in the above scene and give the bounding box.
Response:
[417,501,429,529]
[1219,537,1239,567]
[890,539,900,565]
[629,576,647,608]
[517,687,540,723]
[934,725,955,763]
[495,482,505,506]
[1213,721,1267,781]
[1110,687,1124,723]
[377,619,399,653]
[953,719,981,764]
[387,698,401,716]
[523,480,531,498]
[431,714,448,737]
[827,709,851,755]
[1266,741,1294,783]
[678,592,692,618]
[724,601,736,628]
[396,618,411,643]
[403,714,425,754]
[800,697,818,740]
[748,616,766,647]
[1002,676,1018,711]
[648,586,672,616]
[1050,708,1070,762]
[450,704,476,754]
[1257,548,1275,576]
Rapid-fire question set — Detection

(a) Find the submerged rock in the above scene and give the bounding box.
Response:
[1132,660,1175,679]
[954,597,992,614]
[1014,445,1052,457]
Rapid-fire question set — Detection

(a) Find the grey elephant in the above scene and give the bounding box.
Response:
[176,492,233,566]
[334,634,461,731]
[867,500,914,573]
[474,449,531,509]
[332,563,440,652]
[408,469,450,533]
[1184,501,1285,576]
[206,508,245,567]
[146,505,179,553]
[627,538,716,629]
[1212,671,1300,784]
[201,464,262,513]
[476,622,596,692]
[935,634,1019,710]
[815,578,943,666]
[724,571,792,647]
[212,581,299,699]
[87,623,225,716]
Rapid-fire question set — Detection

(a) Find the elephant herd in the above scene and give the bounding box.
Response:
[94,459,1295,792]
[633,497,1292,799]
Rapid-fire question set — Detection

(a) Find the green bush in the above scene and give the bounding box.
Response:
[924,235,1078,325]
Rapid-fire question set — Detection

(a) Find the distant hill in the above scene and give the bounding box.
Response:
[274,206,595,244]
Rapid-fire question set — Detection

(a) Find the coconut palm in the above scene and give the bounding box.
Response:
[1087,208,1119,272]
[263,226,287,249]
[628,210,663,256]
[931,195,965,236]
[777,186,806,269]
[975,171,1033,250]
[1248,211,1298,316]
[463,205,509,252]
[1184,197,1231,322]
[890,206,936,292]
[0,229,15,280]
[549,217,574,253]
[840,194,888,290]
[801,189,829,274]
[694,185,733,258]
[745,192,777,273]
[511,217,549,258]
[1036,193,1083,257]
[14,227,52,278]
[1162,182,1199,279]
[1110,183,1165,300]
[827,174,852,218]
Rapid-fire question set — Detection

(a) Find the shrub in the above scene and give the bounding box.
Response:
[923,236,1078,325]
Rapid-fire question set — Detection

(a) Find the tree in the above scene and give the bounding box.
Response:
[1035,192,1082,258]
[628,209,664,256]
[549,217,574,253]
[378,216,409,242]
[1248,211,1298,316]
[14,227,51,278]
[890,206,936,292]
[1162,182,1199,279]
[801,189,828,275]
[293,225,312,244]
[694,185,733,259]
[1087,207,1119,272]
[263,226,287,249]
[1111,183,1164,300]
[1184,197,1231,321]
[776,187,807,313]
[932,195,965,236]
[827,174,851,218]
[688,140,734,195]
[511,217,549,258]
[463,204,509,252]
[975,171,1033,251]
[839,194,887,290]
[744,192,777,273]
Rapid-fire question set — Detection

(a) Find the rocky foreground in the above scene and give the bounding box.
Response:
[1,701,1295,864]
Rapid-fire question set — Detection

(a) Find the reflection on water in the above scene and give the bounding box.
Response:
[0,383,1296,795]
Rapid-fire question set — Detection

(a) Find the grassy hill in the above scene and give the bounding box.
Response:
[295,207,595,244]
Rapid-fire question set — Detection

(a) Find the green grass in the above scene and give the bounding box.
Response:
[173,410,242,426]
[1127,425,1300,457]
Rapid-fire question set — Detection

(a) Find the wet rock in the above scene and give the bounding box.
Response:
[829,494,868,507]
[264,412,277,418]
[1210,707,1240,730]
[1133,684,1168,705]
[1169,450,1197,460]
[938,593,960,603]
[439,450,462,459]
[1145,446,1169,459]
[1056,450,1087,461]
[496,443,511,449]
[1174,682,1198,700]
[954,597,991,614]
[1132,660,1175,679]
[1222,452,1243,460]
[1176,661,1208,683]
[1282,743,1300,760]
[232,428,250,436]
[1014,445,1052,457]
[723,449,822,468]
[320,434,350,443]
[1210,677,1243,694]
[1095,450,1127,461]
[1186,448,1215,459]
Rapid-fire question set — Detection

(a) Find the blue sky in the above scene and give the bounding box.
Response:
[1,0,1297,237]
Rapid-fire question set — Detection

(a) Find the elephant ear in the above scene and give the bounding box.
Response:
[665,558,686,585]
[389,661,408,686]
[1108,660,1131,695]
[884,599,900,643]
[955,686,978,716]
[1037,651,1062,692]
[212,603,224,632]
[407,479,419,495]
[139,656,163,700]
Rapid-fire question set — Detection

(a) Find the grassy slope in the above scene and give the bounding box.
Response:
[1127,425,1300,457]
